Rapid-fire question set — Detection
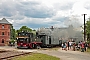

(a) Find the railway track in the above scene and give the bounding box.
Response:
[0,50,31,60]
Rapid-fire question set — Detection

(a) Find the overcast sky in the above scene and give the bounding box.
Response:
[0,0,90,30]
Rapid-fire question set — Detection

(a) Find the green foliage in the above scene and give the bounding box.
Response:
[19,26,32,32]
[86,19,90,34]
[10,25,16,39]
[33,29,36,31]
[16,26,32,33]
[16,26,36,37]
[10,39,15,43]
[12,53,60,60]
[86,18,90,43]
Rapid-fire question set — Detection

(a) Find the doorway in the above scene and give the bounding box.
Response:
[49,36,51,44]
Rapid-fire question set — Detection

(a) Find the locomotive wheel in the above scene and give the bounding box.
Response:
[17,47,19,49]
[36,45,41,49]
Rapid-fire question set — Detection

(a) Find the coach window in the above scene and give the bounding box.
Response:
[2,25,4,29]
[2,39,4,43]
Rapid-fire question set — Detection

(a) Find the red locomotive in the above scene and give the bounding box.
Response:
[16,31,42,49]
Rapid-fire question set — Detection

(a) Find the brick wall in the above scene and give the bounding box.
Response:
[0,24,10,45]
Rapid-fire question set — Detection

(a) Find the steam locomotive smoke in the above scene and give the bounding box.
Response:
[37,15,83,42]
[64,15,82,29]
[38,25,83,42]
[63,15,83,41]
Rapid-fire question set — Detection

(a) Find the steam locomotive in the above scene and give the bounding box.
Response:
[16,31,42,49]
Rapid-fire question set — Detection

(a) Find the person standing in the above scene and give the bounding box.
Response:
[61,43,64,50]
[73,43,76,51]
[81,42,85,52]
[84,42,87,51]
[69,40,72,49]
[67,41,70,50]
[78,42,81,50]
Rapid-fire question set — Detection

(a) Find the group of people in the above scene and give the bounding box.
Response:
[61,40,88,52]
[61,40,74,51]
[77,41,88,52]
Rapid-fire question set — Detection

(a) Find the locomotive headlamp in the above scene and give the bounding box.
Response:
[17,38,18,40]
[35,39,36,41]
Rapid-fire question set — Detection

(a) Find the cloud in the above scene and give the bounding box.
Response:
[21,1,56,18]
[54,2,74,11]
[84,1,90,10]
[0,0,20,17]
[0,0,56,18]
[0,0,90,30]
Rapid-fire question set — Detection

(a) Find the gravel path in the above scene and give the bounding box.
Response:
[0,46,90,60]
[37,48,90,60]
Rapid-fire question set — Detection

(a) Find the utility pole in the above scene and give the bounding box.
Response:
[82,14,87,41]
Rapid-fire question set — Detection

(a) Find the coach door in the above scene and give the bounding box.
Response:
[49,36,51,44]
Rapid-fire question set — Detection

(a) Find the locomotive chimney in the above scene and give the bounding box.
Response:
[51,26,54,31]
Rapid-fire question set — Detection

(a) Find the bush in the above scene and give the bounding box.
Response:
[8,39,16,46]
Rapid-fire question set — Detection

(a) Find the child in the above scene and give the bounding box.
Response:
[64,42,67,51]
[62,43,64,50]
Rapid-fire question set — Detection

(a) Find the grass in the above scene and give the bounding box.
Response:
[49,47,60,51]
[12,53,60,60]
[39,47,60,51]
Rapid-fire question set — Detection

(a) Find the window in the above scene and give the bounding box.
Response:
[2,25,4,29]
[2,32,4,35]
[2,39,4,43]
[19,34,20,36]
[8,32,10,36]
[22,33,24,35]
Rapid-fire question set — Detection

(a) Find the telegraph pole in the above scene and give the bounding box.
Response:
[82,14,87,41]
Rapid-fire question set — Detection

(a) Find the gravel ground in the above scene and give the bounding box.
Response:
[0,46,90,60]
[0,50,26,59]
[37,48,90,60]
[0,46,37,52]
[38,49,90,60]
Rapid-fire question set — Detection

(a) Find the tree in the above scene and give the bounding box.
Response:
[16,26,36,36]
[19,26,32,32]
[86,18,90,43]
[10,25,16,44]
[10,25,16,39]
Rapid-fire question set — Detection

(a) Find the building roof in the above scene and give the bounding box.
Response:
[0,18,11,24]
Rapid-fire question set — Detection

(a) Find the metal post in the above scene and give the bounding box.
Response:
[82,14,87,41]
